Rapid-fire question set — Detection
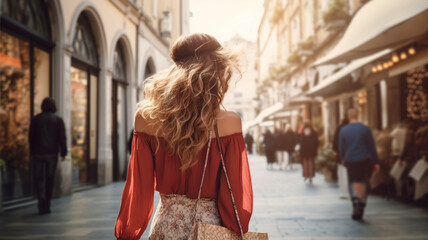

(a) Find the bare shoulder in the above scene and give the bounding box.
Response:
[216,110,242,137]
[134,110,158,135]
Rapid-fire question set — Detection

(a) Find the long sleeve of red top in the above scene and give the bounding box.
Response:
[114,133,155,240]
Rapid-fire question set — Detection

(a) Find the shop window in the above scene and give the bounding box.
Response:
[0,0,52,202]
[34,48,50,115]
[72,13,98,66]
[0,34,51,201]
[70,12,99,186]
[1,0,51,39]
[70,66,88,184]
[403,65,428,122]
[355,91,368,125]
[138,58,156,101]
[367,84,382,130]
[113,44,126,81]
[0,33,31,201]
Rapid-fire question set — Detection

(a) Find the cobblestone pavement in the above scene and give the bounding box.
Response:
[1,154,428,239]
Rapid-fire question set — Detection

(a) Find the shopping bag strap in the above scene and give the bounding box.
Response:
[214,123,245,240]
[197,130,213,199]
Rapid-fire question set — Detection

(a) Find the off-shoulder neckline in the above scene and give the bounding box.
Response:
[134,131,243,139]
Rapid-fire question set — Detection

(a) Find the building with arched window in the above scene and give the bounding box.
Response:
[0,0,189,210]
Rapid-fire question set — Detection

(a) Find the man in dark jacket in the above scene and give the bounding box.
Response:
[339,108,379,220]
[29,98,67,214]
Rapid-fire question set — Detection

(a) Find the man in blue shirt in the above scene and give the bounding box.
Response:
[339,108,379,220]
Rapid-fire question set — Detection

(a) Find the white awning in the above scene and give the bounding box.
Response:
[286,94,317,106]
[308,49,392,97]
[316,64,344,81]
[252,103,284,125]
[260,120,275,127]
[273,110,300,119]
[314,0,428,65]
[254,102,284,124]
[242,120,258,132]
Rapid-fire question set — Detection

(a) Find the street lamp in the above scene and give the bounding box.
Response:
[160,11,172,38]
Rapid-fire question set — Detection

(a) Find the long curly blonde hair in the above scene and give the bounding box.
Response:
[138,33,240,170]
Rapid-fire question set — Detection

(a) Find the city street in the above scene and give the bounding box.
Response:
[1,154,428,240]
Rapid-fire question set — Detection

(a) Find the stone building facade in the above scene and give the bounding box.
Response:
[0,0,189,210]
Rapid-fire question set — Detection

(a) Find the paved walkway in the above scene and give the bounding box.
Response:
[1,154,428,239]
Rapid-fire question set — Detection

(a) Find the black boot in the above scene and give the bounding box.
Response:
[353,206,364,220]
[351,206,357,220]
[351,198,360,220]
[45,199,51,214]
[38,199,47,215]
[352,202,365,221]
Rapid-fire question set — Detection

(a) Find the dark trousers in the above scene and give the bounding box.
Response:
[33,155,58,213]
[247,143,253,154]
[345,159,373,208]
[302,157,315,178]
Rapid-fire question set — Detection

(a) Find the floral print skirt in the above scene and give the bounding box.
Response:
[148,194,221,240]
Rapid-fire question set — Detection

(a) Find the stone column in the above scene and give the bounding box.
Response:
[98,69,113,186]
[53,46,73,197]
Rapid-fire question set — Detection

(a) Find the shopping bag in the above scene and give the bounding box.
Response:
[390,160,406,180]
[337,164,349,199]
[190,222,268,240]
[409,158,428,181]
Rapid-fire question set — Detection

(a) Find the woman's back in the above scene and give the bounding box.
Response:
[115,33,253,240]
[115,110,253,239]
[134,109,242,137]
[133,109,245,198]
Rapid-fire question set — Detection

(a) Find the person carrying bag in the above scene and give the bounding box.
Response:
[115,33,266,240]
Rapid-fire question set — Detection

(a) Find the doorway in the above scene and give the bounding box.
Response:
[112,81,128,181]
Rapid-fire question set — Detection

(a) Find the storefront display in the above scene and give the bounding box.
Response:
[0,33,32,201]
[381,64,428,202]
[0,0,52,202]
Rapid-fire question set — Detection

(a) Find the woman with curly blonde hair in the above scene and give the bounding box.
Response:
[115,33,253,240]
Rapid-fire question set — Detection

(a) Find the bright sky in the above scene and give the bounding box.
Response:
[189,0,265,43]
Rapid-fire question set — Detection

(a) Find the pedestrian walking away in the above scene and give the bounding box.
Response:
[245,132,254,154]
[339,108,380,221]
[283,124,297,170]
[29,98,67,215]
[299,120,319,183]
[273,128,283,169]
[115,33,253,240]
[274,127,290,170]
[263,129,276,169]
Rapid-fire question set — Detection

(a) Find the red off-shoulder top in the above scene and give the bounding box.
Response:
[114,131,253,240]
